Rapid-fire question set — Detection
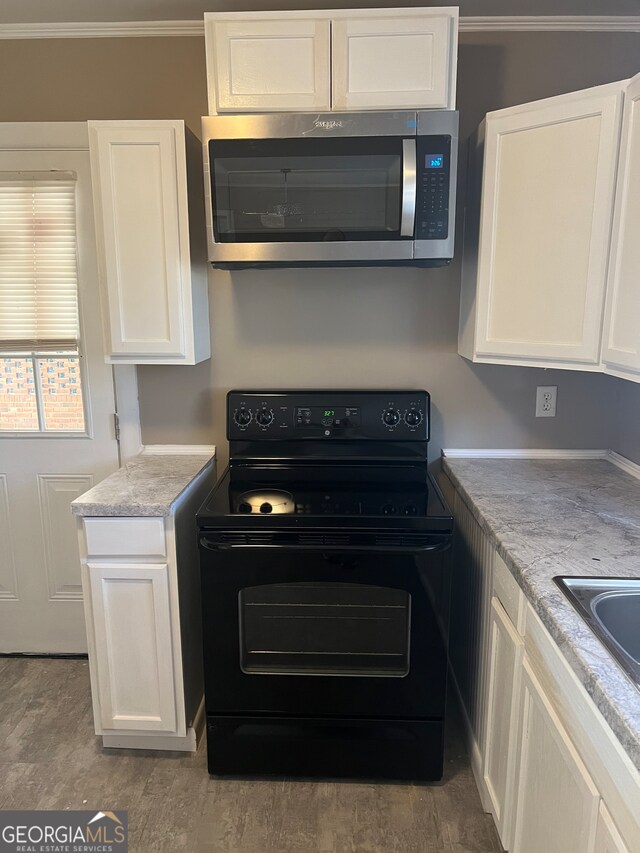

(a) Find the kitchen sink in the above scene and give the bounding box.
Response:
[553,577,640,690]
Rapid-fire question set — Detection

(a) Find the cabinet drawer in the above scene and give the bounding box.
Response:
[84,517,166,558]
[493,551,525,631]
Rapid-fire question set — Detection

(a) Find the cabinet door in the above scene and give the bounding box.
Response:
[602,73,640,379]
[512,658,599,853]
[483,597,524,850]
[87,561,179,733]
[89,121,195,362]
[206,15,331,113]
[595,802,631,853]
[331,11,457,111]
[473,82,624,366]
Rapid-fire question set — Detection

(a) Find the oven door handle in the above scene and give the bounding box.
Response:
[400,139,417,237]
[199,535,450,554]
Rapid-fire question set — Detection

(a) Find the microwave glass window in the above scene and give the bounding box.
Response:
[209,137,408,243]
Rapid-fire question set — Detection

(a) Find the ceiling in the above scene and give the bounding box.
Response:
[1,0,638,24]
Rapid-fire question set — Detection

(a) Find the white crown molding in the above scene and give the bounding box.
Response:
[459,15,640,33]
[607,450,640,481]
[1,16,639,40]
[141,444,216,456]
[0,20,205,39]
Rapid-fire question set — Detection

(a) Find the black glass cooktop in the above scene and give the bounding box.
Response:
[197,464,452,533]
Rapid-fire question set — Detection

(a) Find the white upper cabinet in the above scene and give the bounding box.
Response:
[595,803,631,853]
[601,73,640,382]
[89,120,210,365]
[205,14,331,114]
[331,10,457,111]
[460,81,625,369]
[205,8,458,115]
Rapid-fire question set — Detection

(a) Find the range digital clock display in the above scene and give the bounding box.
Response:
[295,406,360,429]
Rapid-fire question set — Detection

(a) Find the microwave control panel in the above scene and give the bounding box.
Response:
[415,136,451,241]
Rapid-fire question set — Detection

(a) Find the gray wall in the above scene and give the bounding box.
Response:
[611,379,640,465]
[0,26,638,467]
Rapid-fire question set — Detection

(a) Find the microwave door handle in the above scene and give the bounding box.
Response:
[400,139,417,237]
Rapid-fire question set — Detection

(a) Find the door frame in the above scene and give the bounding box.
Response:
[0,122,141,463]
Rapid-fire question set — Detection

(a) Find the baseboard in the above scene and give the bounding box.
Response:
[141,444,216,457]
[102,725,200,752]
[442,448,608,460]
[607,450,640,481]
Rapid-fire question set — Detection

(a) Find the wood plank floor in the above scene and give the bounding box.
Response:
[0,658,502,852]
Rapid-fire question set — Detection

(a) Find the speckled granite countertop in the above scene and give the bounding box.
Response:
[441,457,640,772]
[71,451,216,517]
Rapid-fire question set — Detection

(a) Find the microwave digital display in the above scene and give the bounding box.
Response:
[425,155,444,169]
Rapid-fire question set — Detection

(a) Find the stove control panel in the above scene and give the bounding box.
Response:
[228,391,429,441]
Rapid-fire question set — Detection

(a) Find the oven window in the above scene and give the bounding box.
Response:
[239,582,410,677]
[209,137,404,243]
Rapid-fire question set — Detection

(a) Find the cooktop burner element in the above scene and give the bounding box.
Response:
[237,489,295,514]
[197,390,453,782]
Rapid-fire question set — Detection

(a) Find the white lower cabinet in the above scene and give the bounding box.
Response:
[595,802,631,853]
[483,597,524,849]
[87,561,177,732]
[444,473,640,853]
[77,460,214,751]
[512,658,599,853]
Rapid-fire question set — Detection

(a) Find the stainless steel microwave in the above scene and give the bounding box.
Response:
[201,111,458,269]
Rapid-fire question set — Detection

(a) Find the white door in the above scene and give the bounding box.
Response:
[483,597,524,850]
[602,72,640,379]
[0,124,121,653]
[512,658,600,853]
[87,560,178,733]
[205,14,331,114]
[331,11,457,111]
[474,81,625,365]
[594,803,631,853]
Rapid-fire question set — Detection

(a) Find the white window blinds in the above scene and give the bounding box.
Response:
[0,172,80,353]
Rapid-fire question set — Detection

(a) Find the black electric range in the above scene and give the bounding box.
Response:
[197,390,453,781]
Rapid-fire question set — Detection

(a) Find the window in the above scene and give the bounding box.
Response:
[0,174,86,433]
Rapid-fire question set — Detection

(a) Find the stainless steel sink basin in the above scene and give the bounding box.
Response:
[554,577,640,690]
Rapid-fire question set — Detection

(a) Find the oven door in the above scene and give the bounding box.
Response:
[199,537,451,719]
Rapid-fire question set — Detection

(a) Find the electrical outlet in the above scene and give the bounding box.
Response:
[536,385,557,418]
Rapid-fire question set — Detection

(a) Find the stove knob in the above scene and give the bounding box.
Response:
[403,504,418,516]
[259,502,272,514]
[381,504,397,515]
[238,502,252,514]
[383,409,400,427]
[234,409,251,426]
[405,410,422,427]
[256,408,274,426]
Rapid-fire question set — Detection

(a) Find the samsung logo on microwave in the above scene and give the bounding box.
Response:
[313,119,345,129]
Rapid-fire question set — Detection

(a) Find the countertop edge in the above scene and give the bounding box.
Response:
[71,452,216,518]
[440,456,640,773]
